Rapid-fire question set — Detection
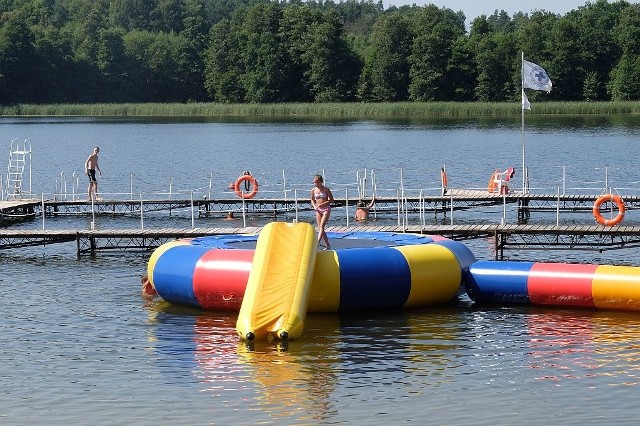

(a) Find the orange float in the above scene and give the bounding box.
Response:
[593,194,625,226]
[234,175,259,199]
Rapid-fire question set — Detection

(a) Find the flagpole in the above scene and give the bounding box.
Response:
[521,51,526,194]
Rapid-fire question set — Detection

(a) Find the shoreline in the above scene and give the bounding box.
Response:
[1,101,640,118]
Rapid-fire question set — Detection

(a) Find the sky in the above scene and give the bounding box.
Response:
[384,0,594,24]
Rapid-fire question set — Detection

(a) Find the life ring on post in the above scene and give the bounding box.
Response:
[234,175,259,199]
[593,194,625,226]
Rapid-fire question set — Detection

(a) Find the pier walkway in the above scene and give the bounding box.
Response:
[2,190,639,258]
[2,224,640,259]
[2,190,638,221]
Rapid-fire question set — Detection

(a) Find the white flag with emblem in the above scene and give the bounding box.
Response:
[523,60,552,93]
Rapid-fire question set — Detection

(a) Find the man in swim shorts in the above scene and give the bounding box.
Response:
[84,146,102,200]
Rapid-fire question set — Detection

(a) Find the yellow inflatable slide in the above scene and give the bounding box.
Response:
[236,222,317,341]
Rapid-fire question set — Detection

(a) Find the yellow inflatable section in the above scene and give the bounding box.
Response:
[236,222,317,341]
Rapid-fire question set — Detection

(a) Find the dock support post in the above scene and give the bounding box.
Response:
[450,192,454,225]
[140,194,144,229]
[90,235,96,256]
[90,197,95,230]
[345,188,349,227]
[41,193,45,230]
[556,187,560,225]
[190,191,194,228]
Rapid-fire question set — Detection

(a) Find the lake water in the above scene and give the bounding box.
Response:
[2,115,640,424]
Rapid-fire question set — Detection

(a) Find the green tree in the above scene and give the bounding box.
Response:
[568,0,626,100]
[123,29,184,101]
[278,4,324,102]
[239,2,286,102]
[152,0,185,33]
[447,36,476,101]
[0,11,38,103]
[108,0,155,31]
[303,9,361,101]
[472,31,516,101]
[408,5,466,101]
[358,13,411,101]
[178,0,209,101]
[96,27,131,101]
[31,26,76,102]
[608,3,640,100]
[547,16,583,100]
[335,0,383,36]
[204,18,245,102]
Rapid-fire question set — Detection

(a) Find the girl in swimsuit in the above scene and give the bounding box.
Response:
[311,174,334,249]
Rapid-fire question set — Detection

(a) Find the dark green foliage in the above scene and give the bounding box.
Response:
[0,0,639,104]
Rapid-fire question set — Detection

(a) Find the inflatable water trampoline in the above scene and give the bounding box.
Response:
[148,223,476,314]
[146,222,640,340]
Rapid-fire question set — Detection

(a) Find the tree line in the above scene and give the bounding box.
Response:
[0,0,639,105]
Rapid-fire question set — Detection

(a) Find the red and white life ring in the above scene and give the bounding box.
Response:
[234,175,258,199]
[593,194,625,226]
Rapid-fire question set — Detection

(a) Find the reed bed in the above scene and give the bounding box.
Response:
[2,101,640,117]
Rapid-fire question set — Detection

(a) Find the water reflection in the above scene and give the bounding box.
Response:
[142,289,640,422]
[235,315,341,422]
[527,308,640,386]
[145,303,343,422]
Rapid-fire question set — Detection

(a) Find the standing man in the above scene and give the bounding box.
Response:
[85,146,102,200]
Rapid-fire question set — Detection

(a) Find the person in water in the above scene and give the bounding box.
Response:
[311,174,334,249]
[141,274,158,300]
[354,196,375,221]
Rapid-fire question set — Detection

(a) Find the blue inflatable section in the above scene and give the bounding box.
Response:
[337,247,411,310]
[190,234,257,249]
[187,232,440,250]
[466,260,534,304]
[325,231,435,246]
[153,245,210,307]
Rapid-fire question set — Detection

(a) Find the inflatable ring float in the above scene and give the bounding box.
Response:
[593,194,625,226]
[234,175,258,199]
[147,231,476,312]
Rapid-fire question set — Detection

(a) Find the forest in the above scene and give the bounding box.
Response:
[0,0,639,104]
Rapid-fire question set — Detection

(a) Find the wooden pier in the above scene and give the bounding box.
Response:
[2,190,639,220]
[3,192,639,258]
[2,224,640,259]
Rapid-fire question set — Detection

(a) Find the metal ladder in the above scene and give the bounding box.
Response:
[4,138,32,199]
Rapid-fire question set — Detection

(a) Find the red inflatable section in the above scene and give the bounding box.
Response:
[527,262,597,308]
[193,249,254,310]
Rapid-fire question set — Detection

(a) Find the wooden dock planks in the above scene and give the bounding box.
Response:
[2,224,640,258]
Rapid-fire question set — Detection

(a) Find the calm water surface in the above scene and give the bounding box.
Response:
[2,116,640,424]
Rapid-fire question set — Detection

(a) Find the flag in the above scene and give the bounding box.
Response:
[523,60,552,92]
[522,89,530,110]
